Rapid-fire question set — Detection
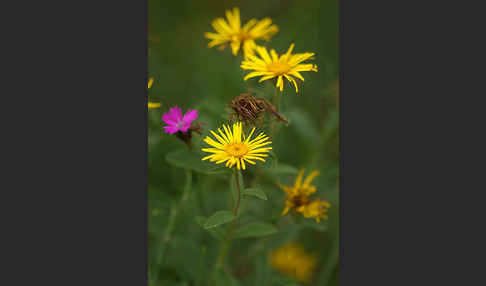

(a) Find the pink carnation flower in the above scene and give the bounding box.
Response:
[162,106,198,134]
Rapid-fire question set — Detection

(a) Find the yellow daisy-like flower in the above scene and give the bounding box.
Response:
[278,169,330,222]
[201,121,272,170]
[205,7,278,57]
[241,44,318,93]
[147,77,161,109]
[269,242,317,283]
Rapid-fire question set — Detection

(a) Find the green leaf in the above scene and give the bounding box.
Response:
[195,216,225,240]
[165,149,212,173]
[234,222,278,239]
[243,187,268,200]
[203,211,235,229]
[205,166,232,175]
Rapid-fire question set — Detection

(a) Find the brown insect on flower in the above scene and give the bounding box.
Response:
[229,93,288,127]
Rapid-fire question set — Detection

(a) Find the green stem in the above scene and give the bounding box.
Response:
[213,169,243,273]
[271,87,281,138]
[274,86,281,112]
[156,169,192,266]
[233,170,242,216]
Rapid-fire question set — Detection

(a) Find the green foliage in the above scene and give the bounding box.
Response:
[203,211,236,229]
[149,0,339,285]
[234,222,278,239]
[272,275,302,286]
[195,216,225,240]
[243,187,268,200]
[205,166,232,175]
[165,149,213,173]
[214,270,242,286]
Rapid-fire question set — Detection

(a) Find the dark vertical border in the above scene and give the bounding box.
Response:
[2,0,147,284]
[339,0,477,284]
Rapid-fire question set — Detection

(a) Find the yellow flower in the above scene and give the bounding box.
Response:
[147,77,161,109]
[300,199,331,222]
[241,44,318,93]
[148,77,154,89]
[201,121,272,170]
[205,7,278,57]
[278,169,330,222]
[269,243,317,283]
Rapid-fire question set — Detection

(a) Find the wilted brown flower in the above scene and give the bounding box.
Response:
[229,93,288,127]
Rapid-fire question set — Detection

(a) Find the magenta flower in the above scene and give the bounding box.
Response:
[162,106,198,134]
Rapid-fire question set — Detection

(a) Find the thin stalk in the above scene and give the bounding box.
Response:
[271,87,281,138]
[213,169,243,273]
[156,169,192,266]
[233,170,242,216]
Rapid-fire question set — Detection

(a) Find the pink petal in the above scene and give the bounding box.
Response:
[169,106,183,122]
[162,112,177,125]
[182,109,198,125]
[163,125,179,134]
[179,121,191,133]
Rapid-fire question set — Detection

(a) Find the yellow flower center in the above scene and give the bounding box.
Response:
[267,62,291,75]
[292,194,309,207]
[225,143,249,157]
[233,31,252,42]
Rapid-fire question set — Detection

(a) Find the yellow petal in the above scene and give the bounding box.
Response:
[210,130,228,145]
[294,169,305,188]
[258,74,277,82]
[243,18,258,31]
[230,40,241,55]
[148,77,154,89]
[289,71,305,81]
[148,102,161,109]
[302,171,320,187]
[256,46,272,63]
[244,71,273,81]
[283,74,298,93]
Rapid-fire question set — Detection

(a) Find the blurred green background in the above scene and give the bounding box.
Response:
[148,0,338,285]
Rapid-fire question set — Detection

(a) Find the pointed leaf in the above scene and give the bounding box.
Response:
[195,216,225,240]
[203,211,235,229]
[243,187,268,200]
[234,222,278,239]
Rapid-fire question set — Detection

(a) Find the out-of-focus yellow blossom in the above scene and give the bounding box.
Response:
[278,169,330,222]
[147,77,161,109]
[269,242,318,283]
[205,7,278,57]
[299,199,331,222]
[241,44,318,93]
